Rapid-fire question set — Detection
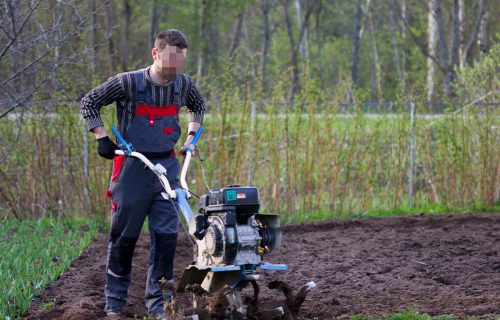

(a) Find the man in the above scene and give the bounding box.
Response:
[79,29,205,318]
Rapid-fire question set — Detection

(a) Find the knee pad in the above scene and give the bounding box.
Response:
[151,232,177,281]
[108,236,139,277]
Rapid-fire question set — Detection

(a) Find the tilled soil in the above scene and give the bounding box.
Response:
[24,213,500,319]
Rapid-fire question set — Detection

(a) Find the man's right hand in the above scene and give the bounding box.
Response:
[97,136,118,159]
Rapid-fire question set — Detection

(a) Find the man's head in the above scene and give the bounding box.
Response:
[152,29,188,80]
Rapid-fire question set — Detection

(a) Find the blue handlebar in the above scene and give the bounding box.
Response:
[111,125,134,155]
[185,126,204,153]
[192,126,204,145]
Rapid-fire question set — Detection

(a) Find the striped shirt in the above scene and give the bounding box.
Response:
[79,66,205,133]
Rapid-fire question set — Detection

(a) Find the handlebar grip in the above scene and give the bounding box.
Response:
[191,126,204,145]
[111,125,133,155]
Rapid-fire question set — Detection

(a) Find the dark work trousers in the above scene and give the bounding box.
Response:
[104,154,179,316]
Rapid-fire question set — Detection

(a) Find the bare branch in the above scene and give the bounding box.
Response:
[0,25,13,39]
[0,77,48,119]
[1,15,89,88]
[7,0,16,35]
[0,1,9,27]
[1,45,52,86]
[0,0,41,60]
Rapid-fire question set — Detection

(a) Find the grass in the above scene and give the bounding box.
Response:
[0,101,498,222]
[129,310,469,320]
[349,308,498,320]
[41,299,55,311]
[127,310,492,320]
[0,215,100,319]
[285,203,500,223]
[350,310,459,320]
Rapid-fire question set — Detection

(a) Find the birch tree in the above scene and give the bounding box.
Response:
[427,0,438,101]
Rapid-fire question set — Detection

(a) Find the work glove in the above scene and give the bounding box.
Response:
[97,136,118,159]
[180,134,197,158]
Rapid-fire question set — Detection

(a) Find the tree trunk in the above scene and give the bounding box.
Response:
[458,0,464,68]
[104,0,117,73]
[389,5,403,84]
[230,8,245,55]
[350,0,371,88]
[463,0,487,65]
[433,0,460,97]
[450,0,460,69]
[261,0,270,95]
[208,2,220,74]
[8,0,19,91]
[54,0,62,68]
[433,0,455,97]
[351,0,363,88]
[399,0,408,89]
[196,0,208,82]
[426,0,438,101]
[477,1,488,60]
[121,0,131,71]
[282,0,317,103]
[150,0,159,49]
[49,0,62,92]
[441,0,460,97]
[283,0,299,104]
[294,0,307,58]
[91,0,97,73]
[315,0,323,83]
[368,12,381,101]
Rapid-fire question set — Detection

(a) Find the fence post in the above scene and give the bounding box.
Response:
[408,102,416,209]
[247,101,256,186]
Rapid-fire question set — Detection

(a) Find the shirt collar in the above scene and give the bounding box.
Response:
[144,65,173,87]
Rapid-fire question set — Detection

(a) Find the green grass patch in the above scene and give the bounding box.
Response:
[41,299,55,311]
[285,203,500,223]
[348,308,498,319]
[350,310,460,320]
[0,215,100,319]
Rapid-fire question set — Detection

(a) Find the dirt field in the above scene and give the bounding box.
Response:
[24,213,500,319]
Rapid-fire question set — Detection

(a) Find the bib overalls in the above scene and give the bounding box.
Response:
[104,70,181,316]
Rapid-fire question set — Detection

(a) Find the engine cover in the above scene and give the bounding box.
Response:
[199,186,260,217]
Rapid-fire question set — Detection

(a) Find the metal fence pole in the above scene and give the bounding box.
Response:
[408,102,416,208]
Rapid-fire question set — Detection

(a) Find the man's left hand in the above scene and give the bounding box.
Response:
[180,135,197,158]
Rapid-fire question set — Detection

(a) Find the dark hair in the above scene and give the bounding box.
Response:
[155,29,188,50]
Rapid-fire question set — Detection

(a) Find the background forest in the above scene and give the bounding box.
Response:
[1,0,497,102]
[0,0,498,220]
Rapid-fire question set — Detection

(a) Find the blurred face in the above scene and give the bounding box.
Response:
[152,45,186,80]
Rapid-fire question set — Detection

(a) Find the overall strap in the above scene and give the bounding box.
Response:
[132,69,146,105]
[172,77,180,107]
